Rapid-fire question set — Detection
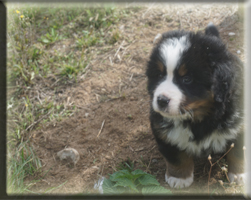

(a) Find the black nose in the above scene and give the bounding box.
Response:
[157,95,170,109]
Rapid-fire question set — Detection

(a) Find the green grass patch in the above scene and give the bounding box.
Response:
[7,141,42,194]
[7,3,144,194]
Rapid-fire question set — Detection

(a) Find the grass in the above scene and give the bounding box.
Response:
[6,3,139,194]
[7,141,42,193]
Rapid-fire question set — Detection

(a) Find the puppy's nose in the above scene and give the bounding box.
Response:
[157,95,170,109]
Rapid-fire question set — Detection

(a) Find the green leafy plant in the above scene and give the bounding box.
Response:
[75,30,99,49]
[40,28,62,44]
[102,165,171,195]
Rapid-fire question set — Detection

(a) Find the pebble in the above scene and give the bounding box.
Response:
[237,50,241,54]
[228,32,236,36]
[57,148,80,165]
[85,113,89,118]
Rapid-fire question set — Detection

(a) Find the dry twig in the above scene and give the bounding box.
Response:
[114,40,125,59]
[97,120,105,138]
[27,110,52,133]
[146,154,153,173]
[207,143,234,194]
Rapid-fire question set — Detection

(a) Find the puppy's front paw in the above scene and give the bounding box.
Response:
[228,172,246,185]
[165,173,193,189]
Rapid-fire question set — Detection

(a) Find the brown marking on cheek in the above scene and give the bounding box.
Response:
[182,92,214,119]
[184,99,212,110]
[157,60,165,73]
[165,151,194,179]
[178,64,188,76]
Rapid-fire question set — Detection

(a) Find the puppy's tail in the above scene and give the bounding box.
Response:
[205,22,219,37]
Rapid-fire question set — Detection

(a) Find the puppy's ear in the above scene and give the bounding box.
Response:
[205,23,219,37]
[211,63,233,103]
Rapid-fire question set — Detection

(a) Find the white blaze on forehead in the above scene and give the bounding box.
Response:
[152,35,190,116]
[160,35,190,72]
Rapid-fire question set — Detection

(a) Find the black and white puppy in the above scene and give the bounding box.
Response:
[146,24,244,188]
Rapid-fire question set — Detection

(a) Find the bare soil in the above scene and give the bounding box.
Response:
[27,4,245,195]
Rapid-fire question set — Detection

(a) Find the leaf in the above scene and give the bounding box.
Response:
[131,169,147,176]
[113,178,138,193]
[102,178,129,194]
[138,174,160,186]
[131,169,147,180]
[51,28,55,36]
[102,178,117,194]
[142,186,172,195]
[42,38,50,44]
[109,170,133,182]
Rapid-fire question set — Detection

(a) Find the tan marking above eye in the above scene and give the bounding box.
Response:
[178,64,188,76]
[157,60,164,73]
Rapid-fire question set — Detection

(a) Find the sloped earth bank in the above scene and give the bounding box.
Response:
[28,3,245,195]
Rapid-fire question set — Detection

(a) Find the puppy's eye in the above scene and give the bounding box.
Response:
[159,74,164,78]
[182,75,193,84]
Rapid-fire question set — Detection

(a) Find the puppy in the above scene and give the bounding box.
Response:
[146,24,244,188]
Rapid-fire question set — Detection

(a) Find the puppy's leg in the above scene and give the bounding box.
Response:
[165,151,194,189]
[226,133,245,184]
[156,138,194,188]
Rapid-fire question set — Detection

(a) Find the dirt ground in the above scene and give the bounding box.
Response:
[27,3,245,195]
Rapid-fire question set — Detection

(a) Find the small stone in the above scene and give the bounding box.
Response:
[228,32,236,36]
[152,159,158,163]
[237,50,241,54]
[85,113,89,118]
[57,148,80,165]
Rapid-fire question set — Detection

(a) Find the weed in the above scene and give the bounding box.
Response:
[108,29,121,44]
[116,158,134,172]
[75,30,99,49]
[40,28,62,45]
[7,141,41,194]
[102,168,171,195]
[101,159,171,195]
[207,143,234,194]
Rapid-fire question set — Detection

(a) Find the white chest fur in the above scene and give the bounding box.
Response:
[163,120,241,156]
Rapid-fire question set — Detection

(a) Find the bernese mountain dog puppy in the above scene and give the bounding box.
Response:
[146,24,244,188]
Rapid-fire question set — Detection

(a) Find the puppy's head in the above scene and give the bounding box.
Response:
[147,24,232,120]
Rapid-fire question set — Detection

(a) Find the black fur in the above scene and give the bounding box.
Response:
[146,25,244,185]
